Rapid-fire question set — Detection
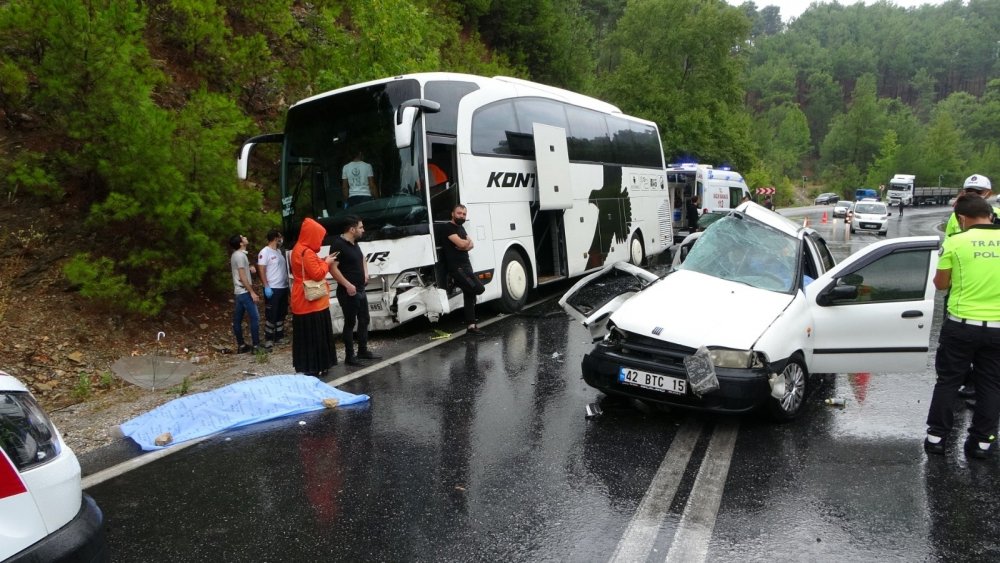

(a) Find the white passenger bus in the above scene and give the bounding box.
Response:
[238,72,673,331]
[667,163,749,233]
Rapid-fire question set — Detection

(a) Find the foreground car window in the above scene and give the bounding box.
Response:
[680,214,799,293]
[0,391,60,471]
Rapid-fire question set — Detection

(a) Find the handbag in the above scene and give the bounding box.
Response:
[300,250,327,301]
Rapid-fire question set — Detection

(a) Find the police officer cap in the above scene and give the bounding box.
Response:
[963,174,992,191]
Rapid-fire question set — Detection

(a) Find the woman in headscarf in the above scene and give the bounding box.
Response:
[290,217,338,376]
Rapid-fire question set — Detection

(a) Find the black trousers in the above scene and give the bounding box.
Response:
[337,288,370,357]
[449,265,485,324]
[926,319,1000,441]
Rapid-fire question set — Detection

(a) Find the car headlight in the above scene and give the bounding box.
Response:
[602,321,625,346]
[708,348,767,369]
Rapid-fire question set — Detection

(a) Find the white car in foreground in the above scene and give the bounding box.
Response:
[560,202,939,420]
[1,371,107,561]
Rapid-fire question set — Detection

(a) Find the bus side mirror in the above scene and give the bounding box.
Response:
[394,99,441,149]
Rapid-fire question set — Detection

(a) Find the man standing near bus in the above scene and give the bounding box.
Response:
[342,150,378,207]
[442,204,485,334]
[329,215,381,366]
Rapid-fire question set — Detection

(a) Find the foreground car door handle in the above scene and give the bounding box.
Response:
[902,310,923,318]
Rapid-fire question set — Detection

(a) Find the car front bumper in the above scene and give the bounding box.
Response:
[582,347,771,413]
[7,494,107,563]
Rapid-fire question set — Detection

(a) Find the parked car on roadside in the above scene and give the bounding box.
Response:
[832,201,853,218]
[559,202,939,420]
[814,192,839,205]
[1,370,107,562]
[850,201,891,236]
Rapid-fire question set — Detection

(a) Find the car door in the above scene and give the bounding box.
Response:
[805,236,939,373]
[558,261,659,341]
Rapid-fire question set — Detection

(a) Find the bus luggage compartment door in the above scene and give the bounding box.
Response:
[533,124,573,211]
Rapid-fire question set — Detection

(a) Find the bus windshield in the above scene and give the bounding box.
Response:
[282,79,429,244]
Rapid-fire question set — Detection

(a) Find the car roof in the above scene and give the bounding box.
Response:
[0,372,28,393]
[733,201,808,239]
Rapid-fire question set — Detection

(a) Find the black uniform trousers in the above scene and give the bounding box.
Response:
[926,318,1000,441]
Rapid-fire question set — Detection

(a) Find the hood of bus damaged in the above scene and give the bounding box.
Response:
[560,264,794,350]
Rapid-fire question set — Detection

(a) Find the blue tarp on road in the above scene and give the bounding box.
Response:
[119,374,370,450]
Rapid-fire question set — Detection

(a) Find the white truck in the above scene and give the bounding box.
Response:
[886,174,956,206]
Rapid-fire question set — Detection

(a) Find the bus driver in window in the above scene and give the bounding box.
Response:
[342,150,379,207]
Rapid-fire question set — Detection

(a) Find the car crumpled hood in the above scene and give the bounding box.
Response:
[610,269,795,350]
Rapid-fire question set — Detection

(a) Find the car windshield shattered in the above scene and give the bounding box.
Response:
[679,214,800,293]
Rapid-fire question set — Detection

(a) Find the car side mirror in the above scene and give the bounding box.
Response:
[817,284,859,306]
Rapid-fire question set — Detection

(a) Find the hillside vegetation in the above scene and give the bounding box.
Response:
[1,0,998,321]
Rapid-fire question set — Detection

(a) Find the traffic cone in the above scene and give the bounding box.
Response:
[821,211,828,223]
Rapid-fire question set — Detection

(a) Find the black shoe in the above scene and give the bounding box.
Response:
[924,436,946,456]
[237,344,253,354]
[357,350,382,360]
[958,385,976,399]
[964,436,995,459]
[345,357,364,367]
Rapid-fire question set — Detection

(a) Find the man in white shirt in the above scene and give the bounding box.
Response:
[257,229,289,348]
[342,150,378,207]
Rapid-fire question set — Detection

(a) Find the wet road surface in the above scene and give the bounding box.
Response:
[87,205,1000,561]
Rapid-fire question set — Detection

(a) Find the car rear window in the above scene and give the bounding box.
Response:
[0,391,61,472]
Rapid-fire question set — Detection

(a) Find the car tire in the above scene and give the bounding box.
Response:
[497,249,529,313]
[850,226,856,234]
[628,233,645,266]
[766,357,808,421]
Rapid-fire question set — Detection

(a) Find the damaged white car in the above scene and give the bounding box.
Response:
[559,202,940,420]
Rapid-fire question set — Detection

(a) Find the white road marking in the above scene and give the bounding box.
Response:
[664,419,739,563]
[82,436,209,489]
[609,421,703,563]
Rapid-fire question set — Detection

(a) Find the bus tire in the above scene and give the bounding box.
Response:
[498,250,529,313]
[628,233,645,266]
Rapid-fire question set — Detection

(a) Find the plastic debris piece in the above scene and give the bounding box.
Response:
[298,420,306,426]
[824,398,847,407]
[431,329,452,340]
[585,402,603,419]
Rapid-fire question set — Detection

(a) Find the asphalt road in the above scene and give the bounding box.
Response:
[85,204,1000,561]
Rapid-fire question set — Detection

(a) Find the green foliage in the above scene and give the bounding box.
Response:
[599,0,754,169]
[73,372,92,400]
[2,151,58,198]
[865,131,899,188]
[819,74,885,173]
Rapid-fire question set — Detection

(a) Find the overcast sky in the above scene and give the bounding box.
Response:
[731,0,949,21]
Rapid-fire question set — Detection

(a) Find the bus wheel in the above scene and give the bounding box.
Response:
[628,233,645,266]
[498,250,529,313]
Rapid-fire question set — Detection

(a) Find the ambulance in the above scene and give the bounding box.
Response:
[667,163,749,236]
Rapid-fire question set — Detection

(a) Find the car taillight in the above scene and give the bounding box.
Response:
[0,391,61,473]
[0,449,27,499]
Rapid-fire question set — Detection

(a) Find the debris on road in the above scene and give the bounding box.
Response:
[825,398,847,407]
[585,402,603,419]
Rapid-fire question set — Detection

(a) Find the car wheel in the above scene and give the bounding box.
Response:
[628,233,645,266]
[766,357,808,421]
[498,249,529,313]
[850,226,856,234]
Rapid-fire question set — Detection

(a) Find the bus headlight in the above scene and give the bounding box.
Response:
[709,348,767,369]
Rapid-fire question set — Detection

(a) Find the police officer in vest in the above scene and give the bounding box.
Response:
[924,194,1000,459]
[944,174,1000,399]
